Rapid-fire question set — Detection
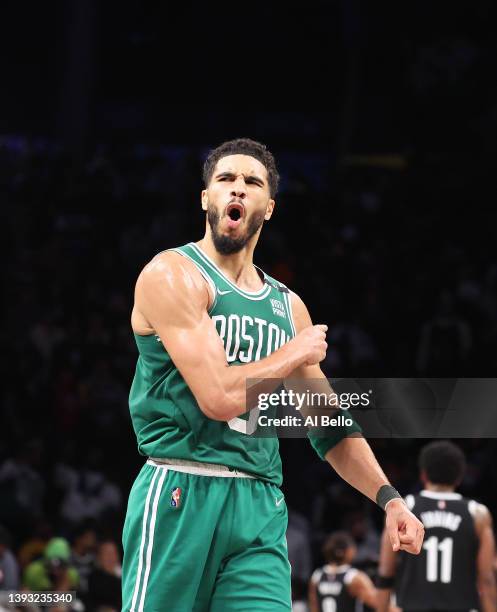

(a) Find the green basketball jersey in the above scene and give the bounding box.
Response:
[129,242,296,486]
[129,242,361,487]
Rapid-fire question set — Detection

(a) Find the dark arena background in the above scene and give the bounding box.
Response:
[1,1,496,610]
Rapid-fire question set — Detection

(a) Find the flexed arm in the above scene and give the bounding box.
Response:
[133,251,328,421]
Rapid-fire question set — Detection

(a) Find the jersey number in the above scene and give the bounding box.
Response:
[423,536,453,583]
[227,407,260,435]
[321,597,337,612]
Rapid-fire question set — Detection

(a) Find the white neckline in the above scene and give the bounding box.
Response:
[190,242,270,298]
[420,490,462,500]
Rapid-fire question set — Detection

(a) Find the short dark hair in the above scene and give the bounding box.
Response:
[70,519,97,544]
[322,531,355,564]
[419,440,466,486]
[202,138,280,198]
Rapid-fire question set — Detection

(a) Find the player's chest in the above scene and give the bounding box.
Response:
[210,295,294,363]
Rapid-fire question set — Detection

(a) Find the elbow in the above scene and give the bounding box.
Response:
[197,390,238,421]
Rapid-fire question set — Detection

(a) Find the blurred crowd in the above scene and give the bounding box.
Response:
[1,136,496,609]
[0,521,121,611]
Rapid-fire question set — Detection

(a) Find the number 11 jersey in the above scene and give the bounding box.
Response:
[396,490,480,611]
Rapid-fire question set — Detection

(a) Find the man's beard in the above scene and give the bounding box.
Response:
[207,205,265,255]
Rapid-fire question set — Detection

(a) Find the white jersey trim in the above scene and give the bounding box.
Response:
[190,243,272,300]
[468,499,480,517]
[282,290,297,338]
[311,568,323,583]
[130,467,164,612]
[147,458,256,478]
[320,564,358,585]
[169,248,218,313]
[344,567,359,585]
[420,490,462,500]
[138,467,167,611]
[405,494,415,510]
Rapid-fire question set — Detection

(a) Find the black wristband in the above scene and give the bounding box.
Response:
[376,484,402,510]
[376,575,395,589]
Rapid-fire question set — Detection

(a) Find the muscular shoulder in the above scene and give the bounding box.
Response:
[139,251,205,292]
[133,251,210,333]
[138,251,209,301]
[289,290,313,332]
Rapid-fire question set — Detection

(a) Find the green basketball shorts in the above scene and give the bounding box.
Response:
[122,459,291,611]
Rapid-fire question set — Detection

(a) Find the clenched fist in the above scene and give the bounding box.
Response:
[293,324,328,366]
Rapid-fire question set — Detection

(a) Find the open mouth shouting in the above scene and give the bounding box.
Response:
[225,201,245,229]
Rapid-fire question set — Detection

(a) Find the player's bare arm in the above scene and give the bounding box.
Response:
[473,503,497,612]
[347,571,378,608]
[375,526,398,612]
[307,576,320,612]
[348,571,399,611]
[132,251,328,421]
[288,291,424,555]
[328,430,423,554]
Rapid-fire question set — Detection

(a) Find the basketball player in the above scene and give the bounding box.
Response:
[376,440,497,612]
[122,138,424,611]
[309,531,398,612]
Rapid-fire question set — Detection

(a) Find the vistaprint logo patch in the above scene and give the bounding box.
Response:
[270,298,286,318]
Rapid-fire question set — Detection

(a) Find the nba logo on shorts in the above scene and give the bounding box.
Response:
[171,487,182,508]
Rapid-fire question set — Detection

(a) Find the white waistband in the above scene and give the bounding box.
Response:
[147,457,256,479]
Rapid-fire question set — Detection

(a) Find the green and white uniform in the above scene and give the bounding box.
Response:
[122,242,360,611]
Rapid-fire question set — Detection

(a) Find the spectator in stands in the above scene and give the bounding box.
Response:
[86,540,121,611]
[17,520,54,570]
[0,524,19,590]
[287,508,312,611]
[341,510,380,567]
[417,290,472,374]
[0,440,45,534]
[57,449,122,529]
[23,538,79,592]
[69,522,98,594]
[287,508,312,583]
